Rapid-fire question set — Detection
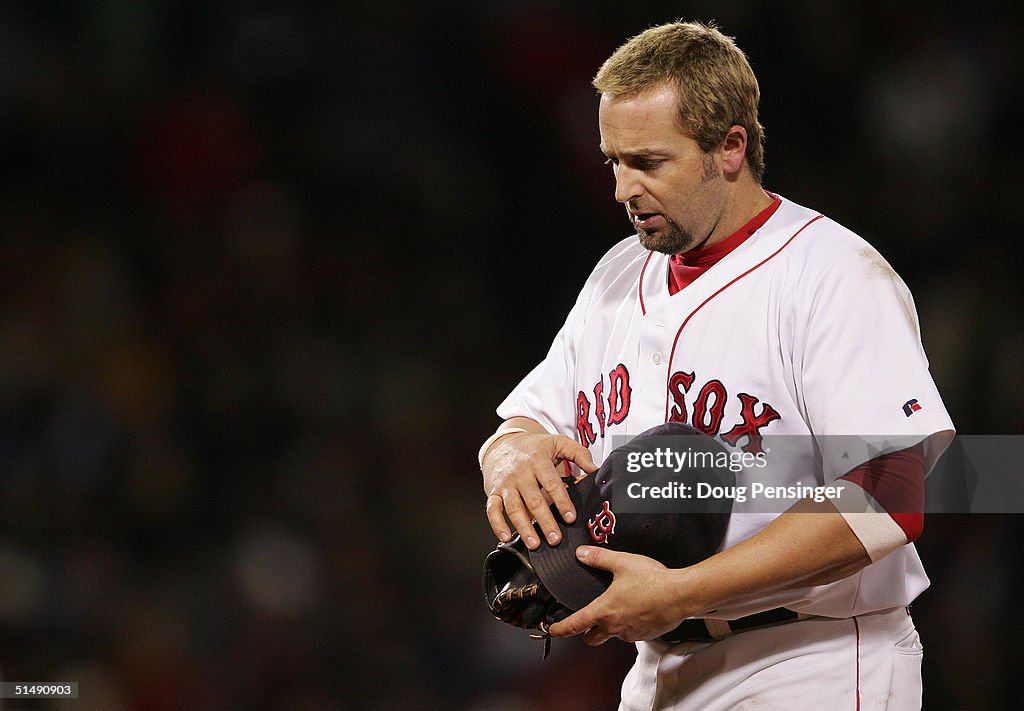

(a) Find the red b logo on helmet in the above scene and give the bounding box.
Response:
[588,500,616,543]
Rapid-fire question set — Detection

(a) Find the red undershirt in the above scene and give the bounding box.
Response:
[840,444,925,542]
[665,191,924,541]
[667,192,781,296]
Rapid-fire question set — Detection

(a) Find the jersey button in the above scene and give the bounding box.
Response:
[651,352,663,365]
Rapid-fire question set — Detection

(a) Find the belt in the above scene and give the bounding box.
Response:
[660,607,801,644]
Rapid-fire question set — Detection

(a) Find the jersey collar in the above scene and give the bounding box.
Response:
[668,192,781,294]
[674,192,782,269]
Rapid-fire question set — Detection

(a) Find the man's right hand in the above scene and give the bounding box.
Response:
[481,426,598,550]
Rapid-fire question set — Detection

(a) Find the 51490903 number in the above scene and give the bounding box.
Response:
[1,682,78,698]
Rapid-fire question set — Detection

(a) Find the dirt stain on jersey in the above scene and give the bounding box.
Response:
[860,247,918,332]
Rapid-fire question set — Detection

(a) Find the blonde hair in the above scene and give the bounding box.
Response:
[593,21,765,182]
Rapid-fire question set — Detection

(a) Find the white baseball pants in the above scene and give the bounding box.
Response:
[620,607,923,711]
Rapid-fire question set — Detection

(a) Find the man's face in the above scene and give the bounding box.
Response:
[599,85,725,255]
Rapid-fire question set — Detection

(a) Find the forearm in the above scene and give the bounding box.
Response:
[676,497,871,617]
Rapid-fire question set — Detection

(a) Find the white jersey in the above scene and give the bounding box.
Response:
[497,195,954,620]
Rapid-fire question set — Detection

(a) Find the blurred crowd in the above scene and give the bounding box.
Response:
[0,2,1020,709]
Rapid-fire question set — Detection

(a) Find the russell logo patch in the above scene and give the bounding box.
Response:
[902,399,923,417]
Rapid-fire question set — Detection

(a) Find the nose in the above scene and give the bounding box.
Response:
[614,165,643,204]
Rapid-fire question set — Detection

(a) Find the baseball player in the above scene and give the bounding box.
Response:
[478,22,954,711]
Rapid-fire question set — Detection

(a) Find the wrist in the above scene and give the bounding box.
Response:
[478,427,530,469]
[668,564,716,620]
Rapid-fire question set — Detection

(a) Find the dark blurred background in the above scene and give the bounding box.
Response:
[0,1,1021,709]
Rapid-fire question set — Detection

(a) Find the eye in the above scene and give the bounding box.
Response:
[603,157,618,167]
[638,159,663,171]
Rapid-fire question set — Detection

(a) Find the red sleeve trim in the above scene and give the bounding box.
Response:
[838,443,926,542]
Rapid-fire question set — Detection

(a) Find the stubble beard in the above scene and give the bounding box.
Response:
[636,217,698,255]
[635,153,722,256]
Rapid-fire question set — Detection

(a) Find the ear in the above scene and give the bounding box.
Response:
[720,125,748,175]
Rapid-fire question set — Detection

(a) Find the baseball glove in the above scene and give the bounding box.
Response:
[483,529,571,657]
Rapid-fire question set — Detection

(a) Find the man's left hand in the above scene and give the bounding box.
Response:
[547,546,693,645]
